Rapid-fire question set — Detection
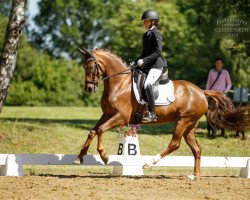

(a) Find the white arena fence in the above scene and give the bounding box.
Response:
[0,154,249,178]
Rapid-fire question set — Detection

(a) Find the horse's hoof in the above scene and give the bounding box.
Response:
[187,174,199,180]
[103,156,109,165]
[143,163,152,169]
[73,157,83,165]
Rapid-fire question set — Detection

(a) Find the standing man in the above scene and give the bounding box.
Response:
[206,57,232,138]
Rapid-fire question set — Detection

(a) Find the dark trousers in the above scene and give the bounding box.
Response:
[207,121,225,138]
[206,97,225,138]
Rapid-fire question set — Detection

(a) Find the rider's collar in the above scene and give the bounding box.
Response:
[148,26,155,31]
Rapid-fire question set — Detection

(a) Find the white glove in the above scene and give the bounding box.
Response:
[137,59,144,66]
[129,61,136,67]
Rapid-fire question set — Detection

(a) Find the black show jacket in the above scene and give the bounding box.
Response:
[136,27,167,73]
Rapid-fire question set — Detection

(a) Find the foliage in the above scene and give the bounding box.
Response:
[116,124,141,137]
[29,0,119,59]
[1,13,96,106]
[176,0,250,87]
[0,1,11,16]
[6,51,85,106]
[105,1,204,83]
[30,0,249,89]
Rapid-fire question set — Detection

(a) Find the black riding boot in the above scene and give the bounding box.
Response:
[143,84,157,122]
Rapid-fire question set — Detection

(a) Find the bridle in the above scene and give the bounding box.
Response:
[84,56,105,87]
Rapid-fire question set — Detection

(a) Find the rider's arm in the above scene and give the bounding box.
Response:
[141,31,163,65]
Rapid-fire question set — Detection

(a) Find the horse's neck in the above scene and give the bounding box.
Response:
[106,64,131,86]
[102,57,131,92]
[95,51,131,93]
[105,60,127,77]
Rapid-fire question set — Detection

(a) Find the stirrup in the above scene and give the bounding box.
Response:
[142,112,157,122]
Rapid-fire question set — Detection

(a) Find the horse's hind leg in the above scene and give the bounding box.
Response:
[183,122,202,177]
[143,119,189,168]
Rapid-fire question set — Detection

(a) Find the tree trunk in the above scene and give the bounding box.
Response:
[0,0,26,112]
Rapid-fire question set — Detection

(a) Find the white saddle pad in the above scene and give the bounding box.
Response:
[132,79,175,106]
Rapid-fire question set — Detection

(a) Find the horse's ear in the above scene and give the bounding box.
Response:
[79,47,93,59]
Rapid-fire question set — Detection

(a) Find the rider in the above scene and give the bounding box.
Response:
[135,10,167,122]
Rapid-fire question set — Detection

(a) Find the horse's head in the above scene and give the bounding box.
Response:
[79,47,105,93]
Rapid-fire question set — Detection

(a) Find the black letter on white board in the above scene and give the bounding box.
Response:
[128,144,137,155]
[118,143,123,155]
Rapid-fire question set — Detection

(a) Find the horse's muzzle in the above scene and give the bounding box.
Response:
[85,84,97,93]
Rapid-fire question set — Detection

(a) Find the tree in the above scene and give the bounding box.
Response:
[1,12,102,107]
[29,0,105,59]
[9,0,249,104]
[176,0,250,88]
[30,0,208,84]
[0,0,26,112]
[105,1,203,82]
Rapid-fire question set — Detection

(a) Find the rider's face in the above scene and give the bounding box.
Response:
[144,19,151,29]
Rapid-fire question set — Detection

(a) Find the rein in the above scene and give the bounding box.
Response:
[86,55,138,85]
[102,64,138,81]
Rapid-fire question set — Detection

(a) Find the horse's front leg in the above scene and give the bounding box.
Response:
[96,112,125,164]
[73,114,108,164]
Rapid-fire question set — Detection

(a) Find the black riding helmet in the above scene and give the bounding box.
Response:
[141,10,159,20]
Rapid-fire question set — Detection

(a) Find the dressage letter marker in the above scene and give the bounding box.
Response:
[113,134,144,176]
[117,143,123,155]
[128,144,137,155]
[117,143,138,155]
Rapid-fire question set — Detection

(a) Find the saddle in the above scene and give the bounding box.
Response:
[133,67,169,102]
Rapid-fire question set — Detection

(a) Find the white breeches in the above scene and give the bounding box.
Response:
[144,68,162,89]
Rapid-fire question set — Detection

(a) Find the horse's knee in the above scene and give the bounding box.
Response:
[97,125,105,134]
[108,96,117,105]
[88,130,96,139]
[169,141,180,151]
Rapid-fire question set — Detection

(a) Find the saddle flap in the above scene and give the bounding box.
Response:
[133,69,159,102]
[158,67,169,85]
[133,69,146,101]
[132,68,175,106]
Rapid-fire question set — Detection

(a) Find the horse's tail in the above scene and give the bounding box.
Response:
[204,90,250,131]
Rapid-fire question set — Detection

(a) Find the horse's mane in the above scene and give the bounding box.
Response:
[93,49,128,68]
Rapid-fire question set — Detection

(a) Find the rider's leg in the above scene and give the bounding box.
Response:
[143,83,156,122]
[143,68,162,122]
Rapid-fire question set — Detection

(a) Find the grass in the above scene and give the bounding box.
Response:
[0,106,249,176]
[23,165,241,177]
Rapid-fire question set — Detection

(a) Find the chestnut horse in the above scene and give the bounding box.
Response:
[74,48,250,177]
